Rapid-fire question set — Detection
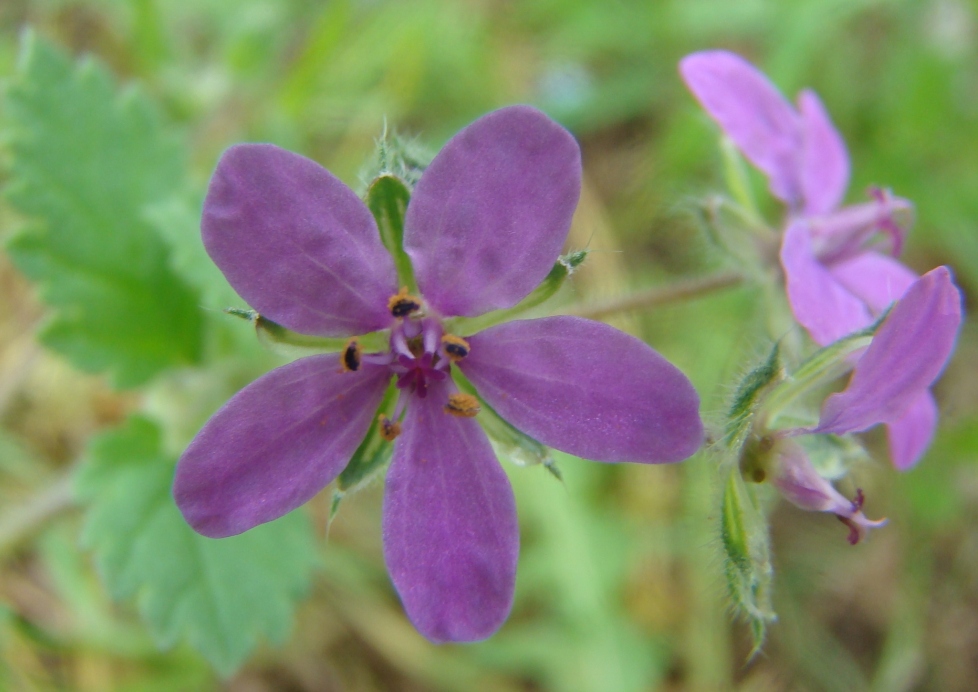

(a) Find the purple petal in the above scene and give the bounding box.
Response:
[460,316,703,463]
[797,90,849,215]
[886,392,938,471]
[404,106,581,318]
[679,50,801,206]
[780,221,872,346]
[383,380,518,643]
[817,267,962,435]
[829,251,917,315]
[174,355,390,538]
[807,193,914,257]
[770,439,886,543]
[203,144,398,336]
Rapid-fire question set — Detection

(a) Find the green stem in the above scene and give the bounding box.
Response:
[567,270,744,320]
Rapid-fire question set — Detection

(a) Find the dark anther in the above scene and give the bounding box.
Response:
[388,287,422,318]
[342,339,362,372]
[441,334,470,362]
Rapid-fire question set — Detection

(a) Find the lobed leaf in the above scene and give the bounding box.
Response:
[3,33,203,387]
[76,417,317,676]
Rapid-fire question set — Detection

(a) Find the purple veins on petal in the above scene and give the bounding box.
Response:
[816,266,962,436]
[404,105,582,319]
[173,354,390,538]
[679,50,802,206]
[202,144,398,337]
[382,378,519,643]
[460,315,703,464]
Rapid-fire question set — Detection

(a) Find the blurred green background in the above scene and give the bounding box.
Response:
[0,0,976,690]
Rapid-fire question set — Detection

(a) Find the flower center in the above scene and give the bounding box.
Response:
[388,318,449,399]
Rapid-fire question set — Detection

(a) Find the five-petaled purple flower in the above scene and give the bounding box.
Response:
[680,50,959,470]
[173,106,703,643]
[766,266,961,542]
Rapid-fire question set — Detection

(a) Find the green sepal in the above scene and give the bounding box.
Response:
[225,309,387,356]
[720,135,762,226]
[329,382,398,522]
[365,174,417,293]
[361,127,433,190]
[452,369,562,480]
[446,250,589,336]
[724,343,784,450]
[756,313,888,432]
[719,464,776,657]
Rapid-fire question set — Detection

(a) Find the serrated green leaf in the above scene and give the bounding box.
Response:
[76,416,317,676]
[3,33,202,387]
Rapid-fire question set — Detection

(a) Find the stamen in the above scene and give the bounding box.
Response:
[341,338,362,372]
[441,334,471,362]
[444,393,481,418]
[837,515,862,545]
[388,287,422,319]
[379,414,402,441]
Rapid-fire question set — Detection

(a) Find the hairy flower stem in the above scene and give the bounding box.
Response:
[0,471,75,556]
[567,270,744,320]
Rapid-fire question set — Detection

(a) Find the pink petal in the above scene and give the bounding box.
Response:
[174,355,390,537]
[404,105,581,318]
[202,144,398,336]
[886,391,938,471]
[797,90,850,215]
[460,316,703,463]
[383,380,519,643]
[679,50,802,206]
[770,439,885,543]
[780,221,873,346]
[817,267,962,435]
[829,251,918,315]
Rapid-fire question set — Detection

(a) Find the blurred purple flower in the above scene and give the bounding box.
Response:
[768,439,885,545]
[770,266,960,541]
[173,106,703,643]
[680,50,958,469]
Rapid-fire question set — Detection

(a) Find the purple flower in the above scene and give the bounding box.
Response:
[173,106,703,643]
[765,266,960,541]
[680,50,953,470]
[767,438,886,545]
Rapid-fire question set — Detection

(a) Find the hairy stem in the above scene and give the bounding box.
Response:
[567,270,744,320]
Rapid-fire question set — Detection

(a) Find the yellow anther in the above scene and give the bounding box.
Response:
[379,414,402,441]
[441,334,471,362]
[444,393,481,418]
[388,287,422,318]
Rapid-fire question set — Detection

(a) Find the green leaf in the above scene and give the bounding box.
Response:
[76,416,318,676]
[3,33,203,387]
